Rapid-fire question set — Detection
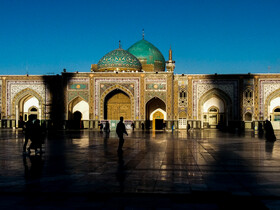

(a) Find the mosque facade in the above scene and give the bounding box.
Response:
[0,38,280,130]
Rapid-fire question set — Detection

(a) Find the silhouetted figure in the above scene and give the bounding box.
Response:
[19,115,24,128]
[98,122,103,132]
[141,123,145,131]
[23,116,34,154]
[258,122,264,138]
[187,124,191,132]
[163,122,166,130]
[28,119,43,155]
[105,121,110,133]
[264,120,276,142]
[116,117,128,153]
[131,122,135,131]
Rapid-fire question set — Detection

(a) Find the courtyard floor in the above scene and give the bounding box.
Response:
[0,128,280,209]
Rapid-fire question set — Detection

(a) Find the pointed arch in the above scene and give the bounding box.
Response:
[265,88,280,118]
[67,96,89,120]
[100,84,134,120]
[11,88,44,120]
[150,108,167,120]
[145,97,166,129]
[198,88,232,120]
[145,97,166,119]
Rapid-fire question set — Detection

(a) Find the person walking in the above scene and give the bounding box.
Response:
[30,119,43,154]
[98,121,103,133]
[264,119,276,142]
[23,116,34,154]
[116,117,128,153]
[105,121,110,133]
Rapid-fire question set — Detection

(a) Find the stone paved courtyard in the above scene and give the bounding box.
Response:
[0,128,280,209]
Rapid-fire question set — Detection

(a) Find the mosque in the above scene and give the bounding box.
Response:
[0,36,280,130]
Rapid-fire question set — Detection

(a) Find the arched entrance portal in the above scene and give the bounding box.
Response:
[199,89,232,129]
[19,96,40,127]
[150,109,166,130]
[104,89,131,120]
[202,96,226,128]
[12,88,43,128]
[146,97,166,130]
[68,97,89,129]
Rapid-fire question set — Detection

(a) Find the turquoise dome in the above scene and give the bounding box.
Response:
[97,48,142,71]
[127,39,165,71]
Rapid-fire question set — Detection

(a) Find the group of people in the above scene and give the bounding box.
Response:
[23,116,43,155]
[98,121,110,133]
[22,116,277,157]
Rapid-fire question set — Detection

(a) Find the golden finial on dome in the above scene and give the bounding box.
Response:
[142,29,145,40]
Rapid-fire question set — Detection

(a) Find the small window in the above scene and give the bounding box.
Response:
[30,108,37,112]
[244,89,253,99]
[274,108,280,112]
[180,91,186,99]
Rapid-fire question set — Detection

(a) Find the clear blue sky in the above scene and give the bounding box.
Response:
[0,0,280,75]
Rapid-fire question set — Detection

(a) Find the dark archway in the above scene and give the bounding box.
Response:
[146,97,166,129]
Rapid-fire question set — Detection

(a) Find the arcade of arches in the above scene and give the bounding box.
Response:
[1,36,280,131]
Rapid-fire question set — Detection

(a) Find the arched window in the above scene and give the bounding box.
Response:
[244,89,253,105]
[180,91,186,99]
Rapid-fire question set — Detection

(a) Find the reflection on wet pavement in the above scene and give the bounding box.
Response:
[0,129,280,208]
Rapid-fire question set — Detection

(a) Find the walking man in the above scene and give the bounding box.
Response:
[23,116,34,154]
[116,116,128,153]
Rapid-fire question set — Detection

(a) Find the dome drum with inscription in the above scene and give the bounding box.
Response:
[97,48,142,72]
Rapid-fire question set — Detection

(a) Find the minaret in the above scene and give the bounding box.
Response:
[166,46,175,72]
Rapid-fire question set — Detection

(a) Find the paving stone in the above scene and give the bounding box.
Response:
[0,128,279,209]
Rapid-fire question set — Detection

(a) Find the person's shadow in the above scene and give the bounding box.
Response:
[23,155,44,180]
[103,132,109,156]
[265,141,275,159]
[116,152,126,192]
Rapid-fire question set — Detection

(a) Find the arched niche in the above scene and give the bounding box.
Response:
[12,88,43,128]
[100,85,134,121]
[68,96,89,120]
[103,89,131,120]
[244,112,252,121]
[199,88,232,128]
[146,97,166,129]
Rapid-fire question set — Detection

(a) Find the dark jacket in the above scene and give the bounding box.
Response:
[116,121,127,137]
